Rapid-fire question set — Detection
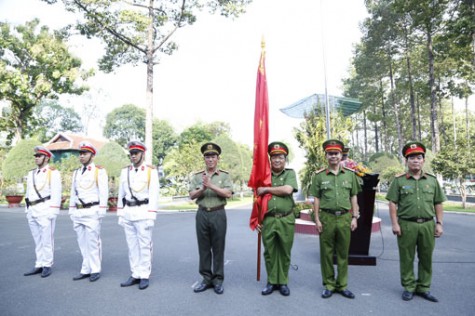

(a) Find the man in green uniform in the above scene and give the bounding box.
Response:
[309,139,361,299]
[386,141,445,303]
[189,142,233,295]
[257,142,298,296]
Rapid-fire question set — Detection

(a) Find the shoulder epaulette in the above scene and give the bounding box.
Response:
[48,166,56,171]
[425,172,436,178]
[395,173,406,178]
[285,168,294,171]
[343,167,356,173]
[194,170,205,175]
[147,164,156,169]
[315,168,325,174]
[96,165,104,169]
[219,169,229,174]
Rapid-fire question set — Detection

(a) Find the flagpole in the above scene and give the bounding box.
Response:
[320,0,331,139]
[248,37,271,282]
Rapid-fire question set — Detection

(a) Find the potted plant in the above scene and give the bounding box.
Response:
[4,183,25,208]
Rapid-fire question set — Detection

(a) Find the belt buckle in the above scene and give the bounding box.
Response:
[416,218,424,223]
[206,207,211,211]
[275,214,283,218]
[335,211,342,216]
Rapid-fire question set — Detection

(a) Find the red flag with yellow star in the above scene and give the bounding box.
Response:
[248,42,272,231]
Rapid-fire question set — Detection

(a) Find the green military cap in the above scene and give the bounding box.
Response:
[201,142,221,155]
[268,141,289,156]
[322,139,344,152]
[402,141,426,157]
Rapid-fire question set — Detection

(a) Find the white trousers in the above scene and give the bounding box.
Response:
[27,213,56,268]
[120,218,154,279]
[72,216,102,274]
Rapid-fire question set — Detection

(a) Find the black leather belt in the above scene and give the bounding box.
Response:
[321,209,348,216]
[265,211,293,218]
[198,205,225,212]
[400,217,433,223]
[29,196,51,206]
[77,201,99,209]
[125,199,149,207]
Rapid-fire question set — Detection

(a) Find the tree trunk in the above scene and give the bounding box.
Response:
[404,24,417,140]
[145,0,155,164]
[427,27,440,153]
[388,50,403,161]
[374,103,379,153]
[363,110,368,161]
[379,79,388,152]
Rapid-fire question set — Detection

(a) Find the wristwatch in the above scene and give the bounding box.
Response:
[352,214,360,220]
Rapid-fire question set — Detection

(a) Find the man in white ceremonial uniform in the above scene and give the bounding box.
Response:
[117,140,159,290]
[68,141,108,282]
[24,146,62,278]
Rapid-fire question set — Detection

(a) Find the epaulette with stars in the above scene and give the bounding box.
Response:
[48,166,56,170]
[395,173,406,178]
[147,165,156,169]
[343,167,356,173]
[219,169,229,174]
[315,168,326,174]
[96,165,104,169]
[424,172,436,178]
[194,170,205,175]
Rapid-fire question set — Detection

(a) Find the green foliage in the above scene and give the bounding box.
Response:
[179,121,230,147]
[294,107,354,195]
[33,100,84,142]
[368,152,403,185]
[2,138,42,182]
[56,155,79,196]
[0,19,91,144]
[152,119,178,165]
[103,104,146,146]
[95,141,129,179]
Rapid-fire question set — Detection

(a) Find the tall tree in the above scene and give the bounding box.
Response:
[0,19,91,144]
[103,103,146,146]
[42,0,252,164]
[33,100,84,142]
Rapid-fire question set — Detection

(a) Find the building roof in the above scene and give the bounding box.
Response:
[45,133,108,152]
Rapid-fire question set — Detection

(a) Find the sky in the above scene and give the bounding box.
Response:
[0,0,369,168]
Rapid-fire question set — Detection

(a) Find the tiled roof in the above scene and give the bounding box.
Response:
[45,133,108,152]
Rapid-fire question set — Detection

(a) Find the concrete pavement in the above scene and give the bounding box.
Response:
[0,202,474,316]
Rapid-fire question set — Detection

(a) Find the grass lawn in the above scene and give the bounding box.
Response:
[160,196,253,211]
[376,194,475,213]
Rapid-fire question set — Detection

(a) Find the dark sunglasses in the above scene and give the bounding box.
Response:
[129,150,141,155]
[33,154,44,158]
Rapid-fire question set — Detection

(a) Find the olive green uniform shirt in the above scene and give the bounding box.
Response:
[385,171,446,218]
[309,167,362,210]
[189,170,233,208]
[267,168,298,213]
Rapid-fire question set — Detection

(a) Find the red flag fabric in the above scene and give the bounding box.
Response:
[248,48,272,231]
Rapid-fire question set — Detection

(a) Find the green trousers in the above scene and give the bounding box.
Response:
[195,209,227,286]
[262,213,295,285]
[319,211,352,291]
[397,219,435,293]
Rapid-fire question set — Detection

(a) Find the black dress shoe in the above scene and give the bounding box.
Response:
[279,284,290,296]
[214,283,224,295]
[193,282,212,293]
[24,267,42,276]
[336,289,355,299]
[261,283,276,295]
[416,291,438,302]
[121,277,140,287]
[402,290,414,301]
[73,273,91,281]
[139,279,149,290]
[321,289,333,298]
[89,273,100,282]
[41,267,52,278]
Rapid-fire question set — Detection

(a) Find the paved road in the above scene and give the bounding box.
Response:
[0,202,474,316]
